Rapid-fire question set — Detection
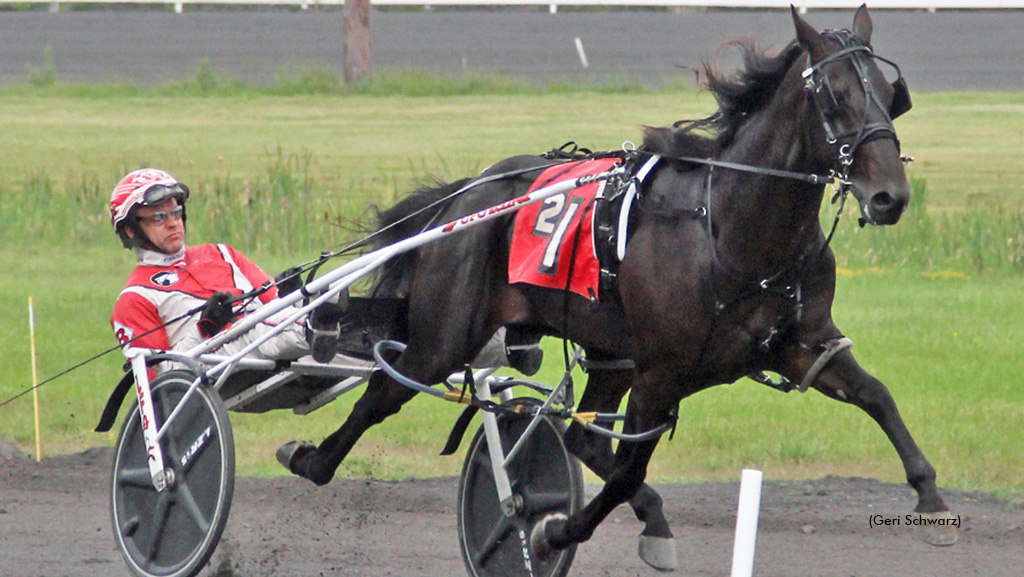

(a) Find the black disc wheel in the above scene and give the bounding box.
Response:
[458,397,583,577]
[110,370,235,577]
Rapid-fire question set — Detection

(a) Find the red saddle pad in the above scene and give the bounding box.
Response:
[508,158,618,301]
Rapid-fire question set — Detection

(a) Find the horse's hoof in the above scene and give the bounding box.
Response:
[638,535,678,572]
[530,513,567,561]
[913,511,959,546]
[275,440,316,475]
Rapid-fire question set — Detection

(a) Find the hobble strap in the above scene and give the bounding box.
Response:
[798,336,853,393]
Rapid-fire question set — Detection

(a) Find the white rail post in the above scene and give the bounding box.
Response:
[730,468,763,577]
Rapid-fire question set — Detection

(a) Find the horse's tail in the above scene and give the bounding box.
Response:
[370,178,473,296]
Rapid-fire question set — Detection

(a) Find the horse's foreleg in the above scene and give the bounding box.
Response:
[534,370,672,562]
[289,370,418,485]
[809,350,958,546]
[563,368,677,571]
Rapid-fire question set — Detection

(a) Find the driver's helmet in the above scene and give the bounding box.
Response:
[109,168,190,249]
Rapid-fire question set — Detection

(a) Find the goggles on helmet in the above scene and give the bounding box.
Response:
[142,183,191,206]
[109,168,190,248]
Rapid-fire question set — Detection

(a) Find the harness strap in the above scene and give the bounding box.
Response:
[94,371,134,433]
[580,358,636,372]
[617,154,661,261]
[667,155,833,186]
[798,336,853,393]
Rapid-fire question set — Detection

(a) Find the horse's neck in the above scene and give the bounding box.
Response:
[711,71,828,275]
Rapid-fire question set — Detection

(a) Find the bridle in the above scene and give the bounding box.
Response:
[801,29,913,216]
[639,29,914,339]
[656,29,912,230]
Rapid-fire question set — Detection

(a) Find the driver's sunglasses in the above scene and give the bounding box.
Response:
[136,205,184,226]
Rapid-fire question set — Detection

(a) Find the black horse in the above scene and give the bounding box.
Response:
[282,5,957,568]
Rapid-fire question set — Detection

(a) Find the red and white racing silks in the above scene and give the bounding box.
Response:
[111,244,307,360]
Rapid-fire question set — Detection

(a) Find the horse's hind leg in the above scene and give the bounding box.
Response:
[287,232,502,486]
[806,348,958,546]
[285,370,417,485]
[287,320,494,485]
[563,367,677,571]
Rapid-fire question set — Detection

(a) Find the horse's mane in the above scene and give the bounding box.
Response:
[368,178,473,296]
[373,179,470,248]
[643,39,804,158]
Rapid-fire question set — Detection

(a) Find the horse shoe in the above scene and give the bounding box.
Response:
[638,535,678,572]
[913,511,959,546]
[275,440,316,475]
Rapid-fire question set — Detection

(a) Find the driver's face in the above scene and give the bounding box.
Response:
[131,198,186,254]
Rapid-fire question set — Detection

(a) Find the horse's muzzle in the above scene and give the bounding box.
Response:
[867,190,907,225]
[858,188,908,226]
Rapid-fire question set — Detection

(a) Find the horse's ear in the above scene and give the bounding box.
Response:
[792,6,826,62]
[852,3,873,46]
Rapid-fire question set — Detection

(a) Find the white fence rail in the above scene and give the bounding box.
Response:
[20,0,1024,14]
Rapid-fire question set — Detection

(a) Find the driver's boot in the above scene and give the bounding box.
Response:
[308,290,347,363]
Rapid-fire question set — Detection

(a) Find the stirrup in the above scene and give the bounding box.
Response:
[309,323,340,363]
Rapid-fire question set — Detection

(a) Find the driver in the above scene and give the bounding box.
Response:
[108,168,340,363]
[109,167,543,375]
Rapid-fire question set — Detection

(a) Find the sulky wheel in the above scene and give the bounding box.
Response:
[457,397,583,577]
[110,370,235,577]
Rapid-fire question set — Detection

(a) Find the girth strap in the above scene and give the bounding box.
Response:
[580,358,636,372]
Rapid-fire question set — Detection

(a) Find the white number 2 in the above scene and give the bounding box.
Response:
[533,194,566,236]
[532,193,585,275]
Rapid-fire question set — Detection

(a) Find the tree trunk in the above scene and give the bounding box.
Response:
[343,0,371,84]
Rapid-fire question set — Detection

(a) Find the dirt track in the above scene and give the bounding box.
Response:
[1,439,1022,577]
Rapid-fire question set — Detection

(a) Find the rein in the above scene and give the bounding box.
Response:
[645,147,850,300]
[661,154,834,187]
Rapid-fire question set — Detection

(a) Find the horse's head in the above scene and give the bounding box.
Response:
[793,5,913,226]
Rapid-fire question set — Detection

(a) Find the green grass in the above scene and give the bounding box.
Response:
[5,257,1022,495]
[1,83,1022,497]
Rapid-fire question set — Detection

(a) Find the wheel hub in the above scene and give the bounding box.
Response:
[500,494,523,517]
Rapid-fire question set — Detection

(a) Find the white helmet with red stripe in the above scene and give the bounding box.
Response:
[109,168,190,248]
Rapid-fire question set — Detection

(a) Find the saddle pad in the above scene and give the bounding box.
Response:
[508,158,618,301]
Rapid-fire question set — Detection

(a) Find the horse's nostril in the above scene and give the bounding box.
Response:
[870,191,896,212]
[866,191,908,225]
